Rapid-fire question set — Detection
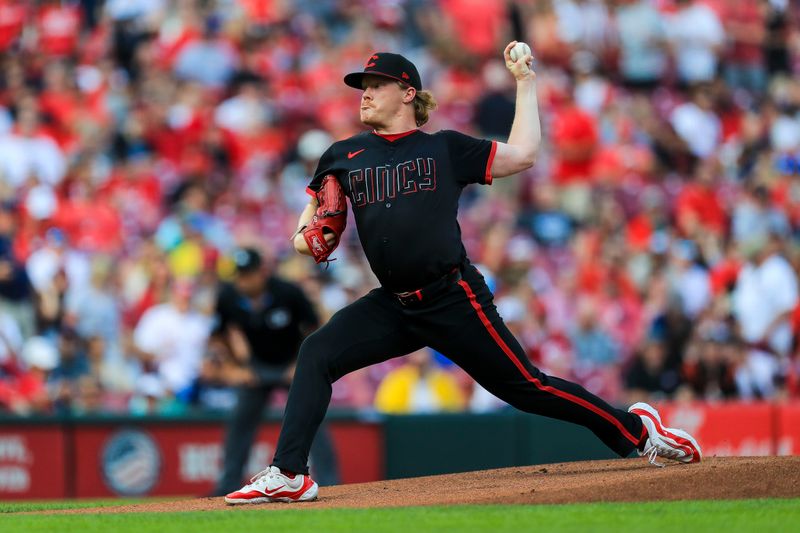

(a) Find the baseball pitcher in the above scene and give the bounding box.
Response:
[224,42,701,505]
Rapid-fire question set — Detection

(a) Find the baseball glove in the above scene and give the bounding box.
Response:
[302,174,347,264]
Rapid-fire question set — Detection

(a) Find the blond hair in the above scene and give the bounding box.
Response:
[398,82,437,127]
[413,90,437,127]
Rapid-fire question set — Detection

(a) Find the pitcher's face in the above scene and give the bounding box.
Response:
[359,75,413,128]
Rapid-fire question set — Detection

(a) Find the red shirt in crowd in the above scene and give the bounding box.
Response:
[574,231,639,301]
[39,90,79,129]
[99,170,162,233]
[100,171,162,207]
[225,127,287,171]
[52,199,123,253]
[240,0,285,25]
[709,256,741,295]
[675,183,727,236]
[36,4,81,57]
[147,107,211,170]
[625,214,654,252]
[0,0,25,51]
[0,365,48,412]
[551,104,599,185]
[439,0,505,58]
[723,1,765,65]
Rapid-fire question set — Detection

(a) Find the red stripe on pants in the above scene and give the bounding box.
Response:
[457,279,640,447]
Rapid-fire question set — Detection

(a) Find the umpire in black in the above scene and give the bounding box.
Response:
[211,247,339,495]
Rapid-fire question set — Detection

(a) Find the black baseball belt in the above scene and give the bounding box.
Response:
[392,267,463,307]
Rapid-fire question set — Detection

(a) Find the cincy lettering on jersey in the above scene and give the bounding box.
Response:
[348,158,437,207]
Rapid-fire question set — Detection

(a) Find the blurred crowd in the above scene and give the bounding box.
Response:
[1,0,800,417]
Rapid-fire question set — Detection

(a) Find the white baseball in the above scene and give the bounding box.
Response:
[510,42,531,63]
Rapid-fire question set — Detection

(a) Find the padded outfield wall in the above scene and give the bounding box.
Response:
[0,402,798,499]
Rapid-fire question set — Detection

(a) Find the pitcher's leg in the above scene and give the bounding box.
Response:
[423,267,644,457]
[272,290,422,474]
[309,422,340,486]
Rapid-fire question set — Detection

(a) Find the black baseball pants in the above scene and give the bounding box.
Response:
[272,262,645,475]
[215,381,340,493]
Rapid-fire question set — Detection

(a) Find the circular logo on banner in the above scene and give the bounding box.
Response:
[101,429,161,496]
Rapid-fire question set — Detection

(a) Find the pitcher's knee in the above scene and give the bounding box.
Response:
[296,331,337,379]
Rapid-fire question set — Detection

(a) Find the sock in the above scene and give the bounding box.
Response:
[279,469,298,479]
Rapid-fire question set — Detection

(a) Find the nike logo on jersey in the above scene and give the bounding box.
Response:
[348,149,366,159]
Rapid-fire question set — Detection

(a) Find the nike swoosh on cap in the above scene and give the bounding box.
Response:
[348,149,366,159]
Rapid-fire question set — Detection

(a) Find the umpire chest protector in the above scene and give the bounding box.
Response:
[308,129,496,292]
[214,278,317,366]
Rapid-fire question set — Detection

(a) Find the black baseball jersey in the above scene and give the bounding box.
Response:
[307,129,497,292]
[213,277,319,366]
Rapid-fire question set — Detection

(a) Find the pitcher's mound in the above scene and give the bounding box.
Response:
[48,456,800,514]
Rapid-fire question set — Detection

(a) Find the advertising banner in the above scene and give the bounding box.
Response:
[776,403,800,455]
[72,421,382,498]
[0,425,66,499]
[658,402,776,456]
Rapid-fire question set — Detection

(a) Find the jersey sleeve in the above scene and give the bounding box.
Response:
[306,145,338,197]
[443,130,497,186]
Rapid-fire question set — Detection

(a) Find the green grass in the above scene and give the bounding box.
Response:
[2,499,798,533]
[0,498,151,513]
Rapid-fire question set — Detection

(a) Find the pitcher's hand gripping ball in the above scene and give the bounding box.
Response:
[302,174,347,264]
[509,42,531,62]
[507,41,533,79]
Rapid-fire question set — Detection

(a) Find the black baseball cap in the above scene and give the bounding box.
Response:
[344,52,422,91]
[233,247,262,274]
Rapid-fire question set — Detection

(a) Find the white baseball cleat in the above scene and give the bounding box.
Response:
[224,466,319,504]
[628,402,702,467]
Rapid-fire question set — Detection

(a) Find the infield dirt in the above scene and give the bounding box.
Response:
[39,456,800,514]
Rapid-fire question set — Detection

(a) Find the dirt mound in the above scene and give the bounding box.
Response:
[42,456,800,514]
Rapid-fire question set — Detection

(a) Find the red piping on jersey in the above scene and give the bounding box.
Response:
[484,141,497,185]
[457,278,641,448]
[372,129,418,142]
